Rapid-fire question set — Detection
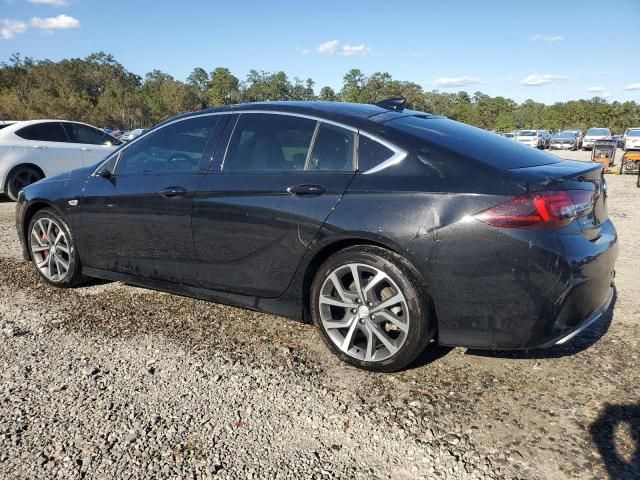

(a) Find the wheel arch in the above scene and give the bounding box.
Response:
[3,163,46,192]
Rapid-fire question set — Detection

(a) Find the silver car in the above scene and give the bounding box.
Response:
[549,131,579,150]
[582,127,612,150]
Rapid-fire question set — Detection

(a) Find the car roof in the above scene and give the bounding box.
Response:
[159,101,437,132]
[0,119,100,135]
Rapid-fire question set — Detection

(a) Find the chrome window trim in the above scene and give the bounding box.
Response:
[91,109,408,176]
[357,130,408,174]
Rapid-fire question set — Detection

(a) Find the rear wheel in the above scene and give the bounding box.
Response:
[27,208,87,287]
[6,166,43,201]
[310,246,433,372]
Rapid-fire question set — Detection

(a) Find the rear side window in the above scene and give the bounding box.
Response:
[63,123,120,146]
[116,116,217,174]
[307,123,355,171]
[390,116,559,169]
[358,135,393,172]
[16,122,68,142]
[224,114,316,172]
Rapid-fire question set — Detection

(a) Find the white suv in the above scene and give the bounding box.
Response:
[0,120,121,200]
[623,128,640,151]
[516,130,546,149]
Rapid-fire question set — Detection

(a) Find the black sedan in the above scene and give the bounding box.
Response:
[15,100,618,372]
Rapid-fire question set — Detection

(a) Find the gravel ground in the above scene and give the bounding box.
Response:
[0,149,638,479]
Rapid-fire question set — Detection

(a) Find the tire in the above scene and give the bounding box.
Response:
[27,208,87,287]
[6,166,43,201]
[310,245,434,372]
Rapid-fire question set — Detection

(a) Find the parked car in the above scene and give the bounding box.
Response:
[549,131,579,150]
[0,120,121,201]
[516,129,546,149]
[15,101,618,372]
[565,129,583,148]
[538,129,552,148]
[121,128,146,142]
[582,127,612,150]
[623,128,640,151]
[501,132,516,139]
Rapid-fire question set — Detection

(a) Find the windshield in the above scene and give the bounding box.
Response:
[518,130,537,136]
[555,132,576,139]
[628,130,640,137]
[586,128,610,136]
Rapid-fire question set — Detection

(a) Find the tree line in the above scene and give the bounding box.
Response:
[1,52,638,133]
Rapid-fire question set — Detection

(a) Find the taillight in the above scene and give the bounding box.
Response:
[474,190,595,228]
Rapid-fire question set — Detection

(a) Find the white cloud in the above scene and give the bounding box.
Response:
[433,76,482,88]
[520,74,568,86]
[0,18,27,39]
[28,0,71,5]
[317,39,339,55]
[300,48,310,55]
[530,34,564,42]
[341,43,369,56]
[623,82,640,91]
[30,14,79,30]
[587,86,611,97]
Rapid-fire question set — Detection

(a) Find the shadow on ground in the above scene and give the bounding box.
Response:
[590,402,640,479]
[464,290,616,360]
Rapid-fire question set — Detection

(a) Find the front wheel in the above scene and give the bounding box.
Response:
[310,246,433,372]
[28,208,87,287]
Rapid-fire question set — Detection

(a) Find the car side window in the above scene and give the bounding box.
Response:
[307,123,355,171]
[116,116,217,174]
[63,123,120,146]
[16,122,68,142]
[357,135,394,172]
[223,113,316,172]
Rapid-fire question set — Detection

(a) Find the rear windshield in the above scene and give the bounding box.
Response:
[628,130,640,137]
[555,132,576,138]
[518,130,537,136]
[389,116,559,169]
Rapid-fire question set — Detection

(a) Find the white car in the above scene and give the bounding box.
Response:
[516,129,546,149]
[0,120,121,200]
[582,127,612,150]
[623,128,640,151]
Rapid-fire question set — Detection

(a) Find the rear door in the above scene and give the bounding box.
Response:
[14,121,83,175]
[192,112,356,297]
[62,122,120,165]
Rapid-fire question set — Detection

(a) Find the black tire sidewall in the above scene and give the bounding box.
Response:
[310,246,433,372]
[27,208,84,287]
[7,167,42,202]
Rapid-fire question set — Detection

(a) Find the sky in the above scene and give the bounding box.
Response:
[1,0,640,104]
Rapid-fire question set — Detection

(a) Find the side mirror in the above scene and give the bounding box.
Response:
[95,168,113,178]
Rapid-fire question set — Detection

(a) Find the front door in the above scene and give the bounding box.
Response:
[193,113,356,297]
[78,115,224,285]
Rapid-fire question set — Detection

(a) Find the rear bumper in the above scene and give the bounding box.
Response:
[433,216,618,350]
[539,286,613,347]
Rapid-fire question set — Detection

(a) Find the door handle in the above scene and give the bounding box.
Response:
[159,186,187,198]
[287,184,326,196]
[31,145,46,150]
[81,147,90,151]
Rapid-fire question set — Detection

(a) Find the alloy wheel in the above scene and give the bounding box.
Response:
[318,263,409,362]
[12,170,41,193]
[30,218,71,282]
